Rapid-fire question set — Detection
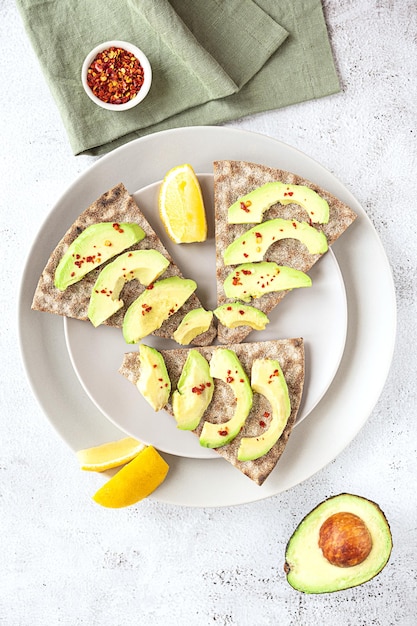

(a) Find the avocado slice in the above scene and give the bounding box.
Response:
[136,344,171,411]
[227,182,330,225]
[173,308,214,345]
[284,493,392,594]
[54,222,145,291]
[172,350,214,430]
[199,349,253,448]
[213,303,269,330]
[223,262,311,302]
[122,276,197,344]
[88,250,170,327]
[223,218,328,266]
[238,358,291,461]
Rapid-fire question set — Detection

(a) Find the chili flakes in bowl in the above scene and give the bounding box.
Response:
[81,41,152,111]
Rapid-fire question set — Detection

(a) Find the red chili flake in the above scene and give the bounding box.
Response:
[218,429,228,436]
[226,376,234,383]
[232,275,242,286]
[146,284,154,290]
[292,222,297,228]
[243,253,249,258]
[240,201,251,213]
[206,382,212,387]
[192,384,206,395]
[71,272,75,277]
[86,47,145,105]
[86,255,95,263]
[227,306,232,311]
[255,232,262,238]
[259,420,266,428]
[153,364,157,368]
[238,310,245,315]
[241,269,252,275]
[263,412,270,418]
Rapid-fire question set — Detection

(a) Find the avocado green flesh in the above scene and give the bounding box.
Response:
[285,494,393,594]
[54,222,145,291]
[173,309,213,345]
[122,277,197,344]
[172,350,214,430]
[199,349,253,448]
[223,218,328,266]
[223,262,312,302]
[88,250,170,327]
[227,182,330,225]
[238,358,291,461]
[136,345,171,411]
[213,303,269,330]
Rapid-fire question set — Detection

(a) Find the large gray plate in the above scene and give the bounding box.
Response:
[18,127,396,507]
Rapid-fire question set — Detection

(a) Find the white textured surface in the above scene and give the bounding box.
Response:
[1,1,416,624]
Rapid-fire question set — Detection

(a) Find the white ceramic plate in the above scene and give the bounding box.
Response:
[18,127,396,507]
[63,175,347,459]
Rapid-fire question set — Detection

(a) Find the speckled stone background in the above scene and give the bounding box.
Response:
[1,1,416,624]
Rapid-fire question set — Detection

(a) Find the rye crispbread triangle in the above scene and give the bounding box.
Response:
[31,183,216,345]
[119,338,305,486]
[214,161,357,344]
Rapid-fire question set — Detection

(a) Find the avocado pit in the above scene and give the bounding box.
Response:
[318,512,373,568]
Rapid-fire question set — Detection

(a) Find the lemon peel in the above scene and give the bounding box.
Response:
[92,446,169,508]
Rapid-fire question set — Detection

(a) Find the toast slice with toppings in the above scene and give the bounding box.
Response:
[214,160,357,344]
[120,338,305,486]
[32,183,216,345]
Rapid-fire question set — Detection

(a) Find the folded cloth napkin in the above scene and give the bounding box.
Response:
[16,0,340,156]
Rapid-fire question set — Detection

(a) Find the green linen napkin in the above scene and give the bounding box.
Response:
[16,0,340,156]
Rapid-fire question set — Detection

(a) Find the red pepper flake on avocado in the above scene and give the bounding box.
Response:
[192,384,207,395]
[87,47,145,105]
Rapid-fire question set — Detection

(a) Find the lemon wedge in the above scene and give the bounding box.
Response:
[92,446,169,508]
[158,163,207,243]
[76,437,146,472]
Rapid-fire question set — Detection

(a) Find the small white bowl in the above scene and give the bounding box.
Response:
[81,40,152,111]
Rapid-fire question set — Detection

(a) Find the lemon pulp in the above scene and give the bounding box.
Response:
[158,163,207,243]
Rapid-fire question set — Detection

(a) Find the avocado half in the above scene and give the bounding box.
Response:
[284,493,392,594]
